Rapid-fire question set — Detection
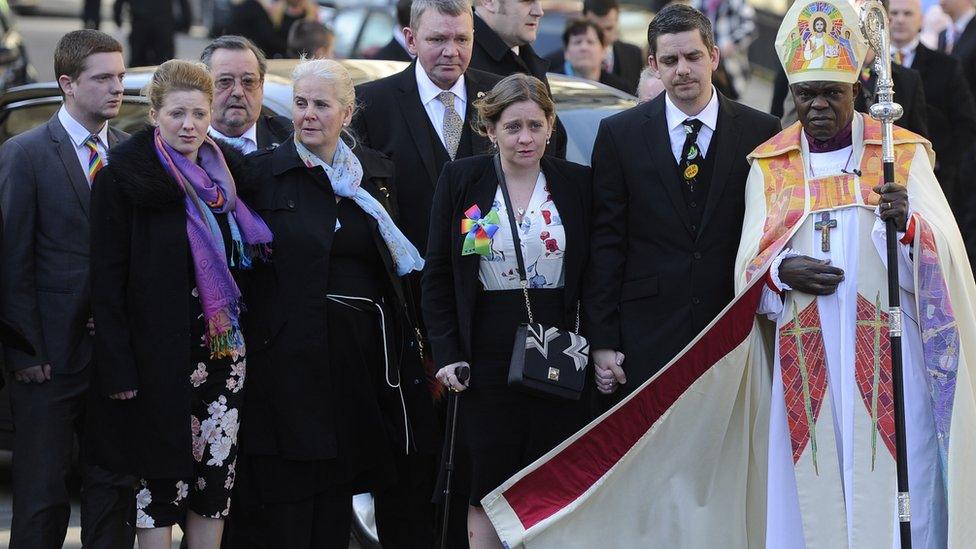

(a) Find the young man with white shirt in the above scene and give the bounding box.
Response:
[0,29,134,549]
[585,4,780,403]
[200,35,292,155]
[352,0,499,546]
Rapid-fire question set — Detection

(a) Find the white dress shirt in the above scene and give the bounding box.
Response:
[664,86,720,164]
[891,38,920,67]
[209,123,259,155]
[415,61,467,151]
[58,106,109,186]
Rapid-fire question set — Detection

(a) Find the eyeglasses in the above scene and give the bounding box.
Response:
[215,75,262,91]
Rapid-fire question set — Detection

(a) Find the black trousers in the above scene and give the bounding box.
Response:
[128,20,176,67]
[82,0,101,28]
[7,368,135,549]
[373,450,437,548]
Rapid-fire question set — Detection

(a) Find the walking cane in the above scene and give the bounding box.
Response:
[859,3,912,547]
[440,364,470,549]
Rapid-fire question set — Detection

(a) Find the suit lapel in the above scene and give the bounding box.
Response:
[699,96,740,236]
[396,65,439,183]
[49,117,92,218]
[643,100,694,234]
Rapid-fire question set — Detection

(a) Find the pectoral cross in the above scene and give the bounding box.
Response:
[814,212,837,252]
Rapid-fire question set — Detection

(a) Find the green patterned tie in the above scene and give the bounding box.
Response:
[438,91,463,160]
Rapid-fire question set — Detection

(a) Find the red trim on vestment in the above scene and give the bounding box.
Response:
[501,282,766,530]
[900,215,917,245]
[765,270,783,294]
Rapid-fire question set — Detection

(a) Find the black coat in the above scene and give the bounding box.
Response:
[370,37,413,62]
[910,43,976,204]
[421,155,591,369]
[89,128,247,479]
[237,139,437,459]
[583,93,780,400]
[227,0,286,58]
[353,62,500,252]
[255,114,293,149]
[855,62,929,138]
[469,10,568,159]
[940,17,976,94]
[546,40,643,94]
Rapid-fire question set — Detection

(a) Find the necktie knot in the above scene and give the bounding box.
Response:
[85,134,104,184]
[682,118,703,137]
[438,91,455,108]
[85,134,101,151]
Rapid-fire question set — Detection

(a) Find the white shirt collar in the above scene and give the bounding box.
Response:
[956,9,975,33]
[415,61,467,106]
[58,105,108,148]
[892,38,919,54]
[664,86,720,133]
[209,122,258,145]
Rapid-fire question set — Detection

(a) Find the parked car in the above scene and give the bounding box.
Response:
[0,58,634,547]
[0,0,35,92]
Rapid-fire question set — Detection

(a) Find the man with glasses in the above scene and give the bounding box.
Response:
[200,35,292,155]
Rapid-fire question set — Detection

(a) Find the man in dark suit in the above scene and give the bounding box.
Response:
[371,0,414,62]
[891,0,976,211]
[470,0,568,157]
[0,30,134,549]
[585,5,780,400]
[200,36,293,153]
[938,0,976,91]
[353,1,499,545]
[856,49,929,137]
[546,0,644,92]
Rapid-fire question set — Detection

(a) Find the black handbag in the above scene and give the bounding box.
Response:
[492,155,589,401]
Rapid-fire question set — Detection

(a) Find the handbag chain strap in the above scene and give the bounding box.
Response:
[492,154,535,324]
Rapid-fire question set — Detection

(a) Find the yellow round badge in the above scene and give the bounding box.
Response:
[683,164,699,180]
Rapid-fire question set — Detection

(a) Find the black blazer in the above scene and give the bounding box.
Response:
[856,62,929,138]
[469,10,568,158]
[237,139,434,459]
[422,155,591,369]
[940,17,976,93]
[89,128,246,478]
[910,43,976,203]
[546,40,643,93]
[371,37,413,62]
[583,93,780,397]
[353,62,500,252]
[254,114,293,149]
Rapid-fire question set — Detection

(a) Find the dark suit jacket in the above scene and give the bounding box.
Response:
[254,114,293,149]
[909,43,976,204]
[940,17,976,93]
[856,63,929,138]
[469,10,568,158]
[353,63,500,252]
[583,93,780,398]
[422,155,591,369]
[546,40,643,94]
[550,64,635,95]
[371,37,413,62]
[89,128,246,478]
[0,114,126,374]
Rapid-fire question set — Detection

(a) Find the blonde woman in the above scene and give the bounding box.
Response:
[236,58,425,547]
[90,59,272,548]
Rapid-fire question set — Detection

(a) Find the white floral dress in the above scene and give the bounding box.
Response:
[134,285,245,529]
[478,173,566,291]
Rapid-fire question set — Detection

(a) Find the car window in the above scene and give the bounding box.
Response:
[557,106,627,166]
[331,8,368,59]
[356,10,394,58]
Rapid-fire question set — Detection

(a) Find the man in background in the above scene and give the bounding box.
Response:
[372,0,415,61]
[287,20,335,59]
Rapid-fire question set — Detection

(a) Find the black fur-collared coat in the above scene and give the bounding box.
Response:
[89,127,247,479]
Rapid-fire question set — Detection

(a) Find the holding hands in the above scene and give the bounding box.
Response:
[436,361,471,392]
[593,349,627,395]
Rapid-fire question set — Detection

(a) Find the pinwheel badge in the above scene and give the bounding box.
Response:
[460,204,500,256]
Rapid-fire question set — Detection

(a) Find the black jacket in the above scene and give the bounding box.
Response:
[469,10,568,158]
[421,155,591,369]
[353,62,500,252]
[89,127,247,478]
[550,64,635,95]
[255,114,293,149]
[855,62,929,138]
[227,0,286,58]
[546,40,643,94]
[910,43,976,204]
[371,37,413,62]
[237,139,436,459]
[940,17,976,94]
[583,93,780,400]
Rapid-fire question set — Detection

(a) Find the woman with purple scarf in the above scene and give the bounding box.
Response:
[89,60,271,548]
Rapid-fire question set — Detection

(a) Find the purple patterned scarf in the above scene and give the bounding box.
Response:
[153,129,272,358]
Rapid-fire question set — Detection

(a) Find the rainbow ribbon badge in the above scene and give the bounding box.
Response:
[460,204,500,256]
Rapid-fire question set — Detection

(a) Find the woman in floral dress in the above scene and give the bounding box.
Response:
[89,59,271,548]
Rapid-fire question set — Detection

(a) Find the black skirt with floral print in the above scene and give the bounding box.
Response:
[134,285,246,529]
